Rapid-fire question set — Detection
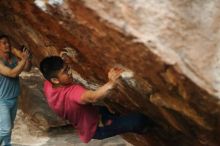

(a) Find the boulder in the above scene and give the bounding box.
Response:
[0,0,219,145]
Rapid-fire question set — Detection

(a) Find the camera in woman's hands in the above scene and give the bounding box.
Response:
[20,45,32,60]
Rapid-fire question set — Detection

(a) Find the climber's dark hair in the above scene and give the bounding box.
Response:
[0,34,9,40]
[40,56,64,81]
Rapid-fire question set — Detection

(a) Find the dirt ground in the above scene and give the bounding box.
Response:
[11,110,133,146]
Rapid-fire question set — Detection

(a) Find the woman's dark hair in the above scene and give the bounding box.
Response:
[40,56,64,80]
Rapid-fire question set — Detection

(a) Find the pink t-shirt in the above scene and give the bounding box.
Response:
[44,81,99,143]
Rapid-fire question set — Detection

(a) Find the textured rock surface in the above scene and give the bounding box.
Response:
[83,0,220,97]
[0,0,220,146]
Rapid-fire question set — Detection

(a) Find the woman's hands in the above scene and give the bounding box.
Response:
[21,47,32,71]
[12,46,32,71]
[20,47,30,61]
[12,46,30,61]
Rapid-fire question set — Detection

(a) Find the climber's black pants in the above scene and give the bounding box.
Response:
[92,106,154,140]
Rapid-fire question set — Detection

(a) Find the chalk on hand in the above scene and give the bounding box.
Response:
[120,70,134,79]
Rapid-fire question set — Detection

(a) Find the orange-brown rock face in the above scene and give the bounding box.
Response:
[0,0,220,146]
